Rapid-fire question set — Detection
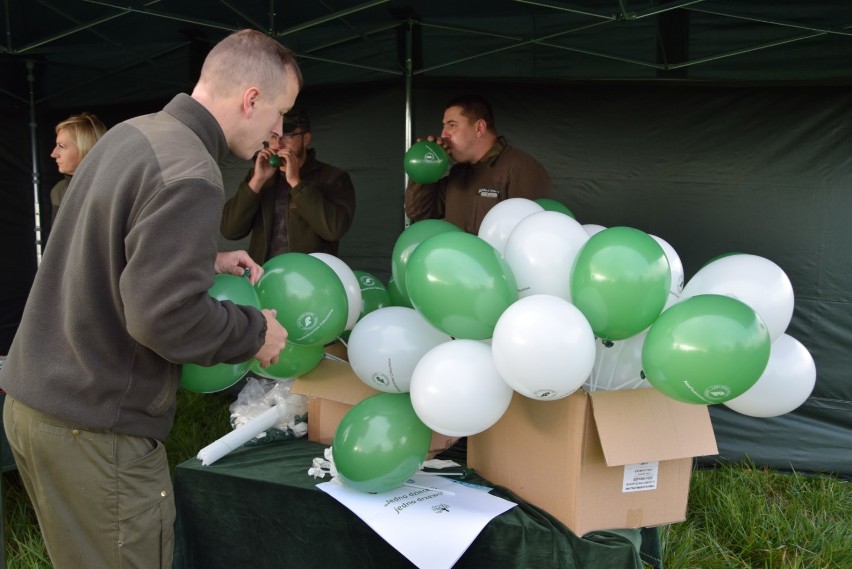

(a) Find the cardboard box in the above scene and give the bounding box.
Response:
[291,343,457,456]
[468,388,718,536]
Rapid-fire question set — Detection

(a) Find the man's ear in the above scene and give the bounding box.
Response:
[303,132,313,146]
[475,118,486,136]
[243,87,261,116]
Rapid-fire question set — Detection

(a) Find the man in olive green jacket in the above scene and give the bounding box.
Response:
[221,110,356,262]
[405,94,552,235]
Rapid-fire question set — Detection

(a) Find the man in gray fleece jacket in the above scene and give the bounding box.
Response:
[0,29,299,569]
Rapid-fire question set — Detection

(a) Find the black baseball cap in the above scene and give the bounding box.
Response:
[283,110,311,133]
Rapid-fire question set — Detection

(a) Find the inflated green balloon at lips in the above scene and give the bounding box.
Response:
[268,154,281,168]
[404,141,448,184]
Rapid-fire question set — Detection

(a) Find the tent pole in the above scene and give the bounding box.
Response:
[403,18,414,229]
[25,59,43,267]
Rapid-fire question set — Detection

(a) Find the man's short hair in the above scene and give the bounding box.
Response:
[445,95,496,132]
[199,29,303,98]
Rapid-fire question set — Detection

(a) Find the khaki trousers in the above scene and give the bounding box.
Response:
[3,395,175,569]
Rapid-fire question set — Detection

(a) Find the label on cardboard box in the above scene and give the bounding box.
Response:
[622,461,659,492]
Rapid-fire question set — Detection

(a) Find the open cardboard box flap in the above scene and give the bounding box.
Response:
[589,388,718,467]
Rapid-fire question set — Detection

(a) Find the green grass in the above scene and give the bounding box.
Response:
[3,390,850,568]
[660,461,851,568]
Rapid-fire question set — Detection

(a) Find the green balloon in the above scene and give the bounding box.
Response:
[333,393,432,493]
[180,273,259,393]
[534,198,575,218]
[353,270,390,318]
[208,273,260,308]
[341,271,389,342]
[386,275,413,308]
[251,341,325,378]
[391,220,462,302]
[268,154,281,168]
[642,294,771,404]
[403,140,448,184]
[701,251,743,269]
[256,253,348,346]
[181,360,249,393]
[405,232,519,339]
[570,226,671,341]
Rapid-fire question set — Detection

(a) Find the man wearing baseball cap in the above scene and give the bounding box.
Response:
[221,109,357,261]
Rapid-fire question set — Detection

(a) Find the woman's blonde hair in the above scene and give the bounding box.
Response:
[55,112,107,160]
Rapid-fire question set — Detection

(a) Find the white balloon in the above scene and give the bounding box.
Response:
[582,223,606,237]
[680,254,794,342]
[585,331,652,391]
[504,211,589,300]
[723,334,816,417]
[410,340,513,436]
[477,198,544,256]
[651,234,685,296]
[492,295,596,400]
[347,307,451,393]
[310,253,363,331]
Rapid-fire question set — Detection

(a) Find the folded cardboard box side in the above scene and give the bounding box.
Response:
[468,388,718,536]
[290,346,457,456]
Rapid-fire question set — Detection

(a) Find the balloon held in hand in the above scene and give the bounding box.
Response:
[180,274,259,393]
[404,141,448,184]
[268,154,281,168]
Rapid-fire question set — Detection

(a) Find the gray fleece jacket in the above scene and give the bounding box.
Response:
[0,94,266,441]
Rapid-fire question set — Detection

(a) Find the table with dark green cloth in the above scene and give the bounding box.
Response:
[173,438,662,569]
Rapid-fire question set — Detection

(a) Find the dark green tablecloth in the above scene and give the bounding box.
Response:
[173,438,661,569]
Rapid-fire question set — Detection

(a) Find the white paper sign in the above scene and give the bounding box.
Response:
[318,474,516,569]
[622,461,659,492]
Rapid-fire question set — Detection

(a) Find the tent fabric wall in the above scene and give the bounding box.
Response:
[1,78,849,475]
[0,110,37,351]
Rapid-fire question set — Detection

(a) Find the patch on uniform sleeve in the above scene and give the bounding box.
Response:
[478,188,500,199]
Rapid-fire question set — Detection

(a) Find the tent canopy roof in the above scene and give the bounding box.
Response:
[2,1,851,110]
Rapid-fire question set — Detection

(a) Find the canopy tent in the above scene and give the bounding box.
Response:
[3,0,852,108]
[1,1,850,476]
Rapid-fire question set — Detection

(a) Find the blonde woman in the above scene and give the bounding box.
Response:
[49,112,107,221]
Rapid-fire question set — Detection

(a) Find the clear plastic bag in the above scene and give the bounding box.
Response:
[229,377,308,446]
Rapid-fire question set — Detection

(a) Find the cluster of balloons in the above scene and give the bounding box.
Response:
[182,182,815,493]
[330,196,816,493]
